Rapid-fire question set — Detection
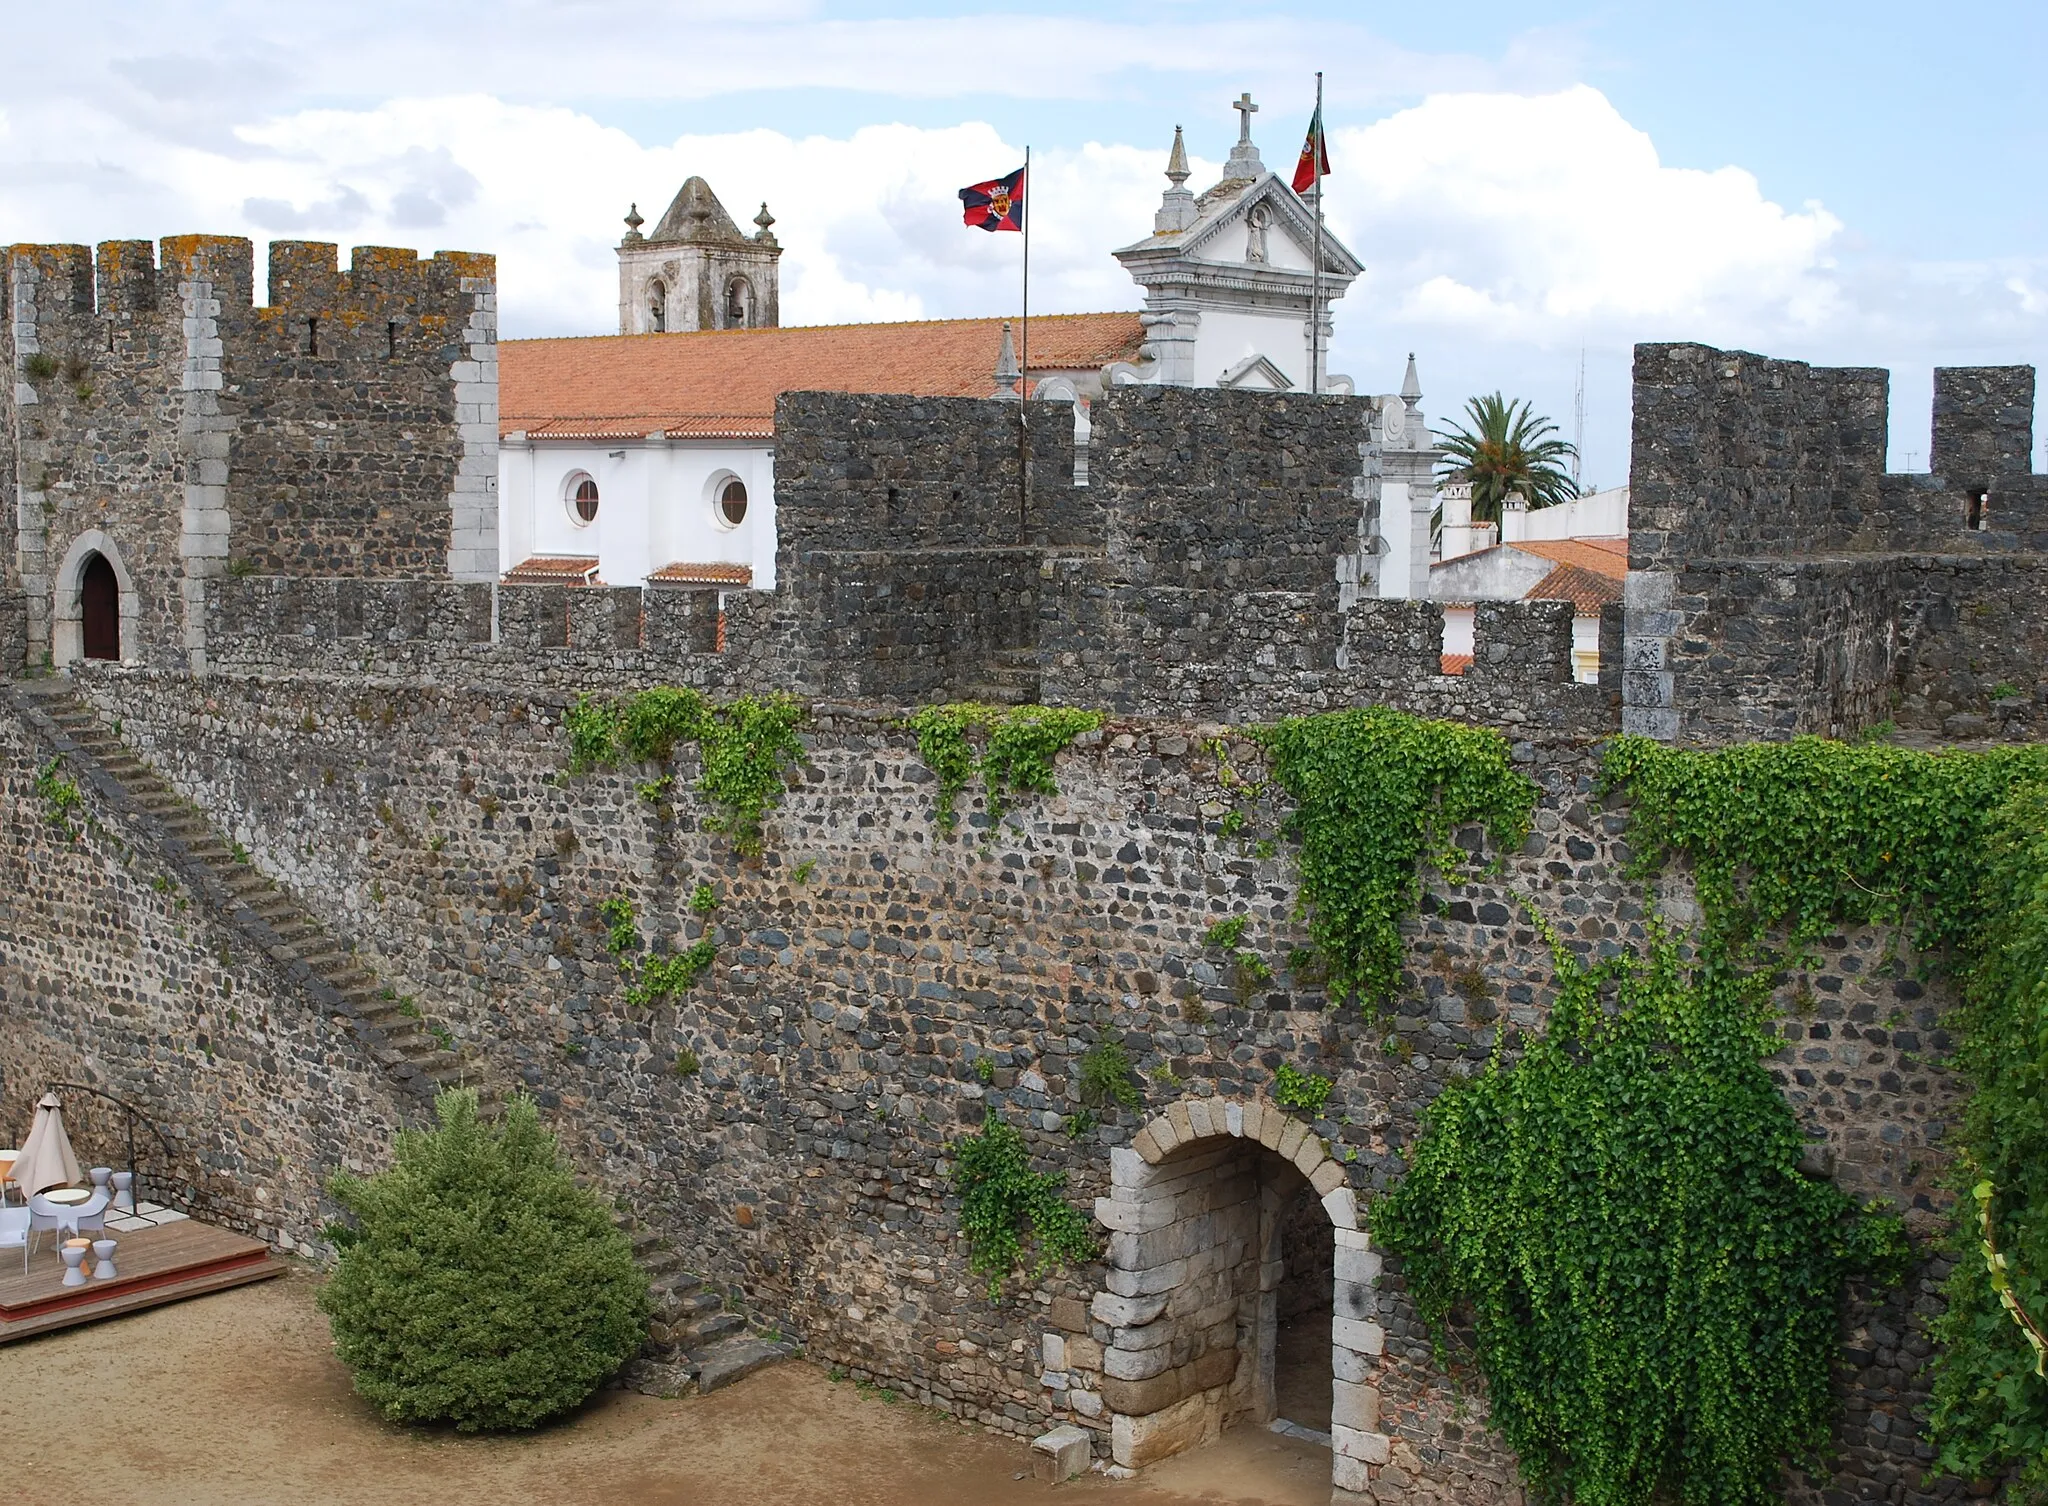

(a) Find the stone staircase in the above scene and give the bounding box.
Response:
[9,679,474,1106]
[619,1222,799,1396]
[14,676,795,1395]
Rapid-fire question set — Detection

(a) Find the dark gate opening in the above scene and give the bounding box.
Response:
[1273,1173,1336,1433]
[81,552,120,660]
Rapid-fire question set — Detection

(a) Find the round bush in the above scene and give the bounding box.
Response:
[318,1089,649,1431]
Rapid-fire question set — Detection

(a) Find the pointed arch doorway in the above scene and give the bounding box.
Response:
[81,553,120,660]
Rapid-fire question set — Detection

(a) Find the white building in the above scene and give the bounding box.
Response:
[496,96,1368,590]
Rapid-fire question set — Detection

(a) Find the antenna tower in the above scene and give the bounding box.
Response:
[1572,346,1586,492]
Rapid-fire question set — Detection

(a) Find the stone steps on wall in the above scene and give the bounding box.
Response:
[612,1218,799,1397]
[9,679,488,1114]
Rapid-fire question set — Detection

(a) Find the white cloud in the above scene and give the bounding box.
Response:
[1324,86,1848,347]
[2,73,2041,483]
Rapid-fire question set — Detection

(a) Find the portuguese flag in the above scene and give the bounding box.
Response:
[1292,104,1330,193]
[959,166,1027,232]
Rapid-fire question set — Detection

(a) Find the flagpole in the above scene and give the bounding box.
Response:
[1021,145,1031,395]
[1310,71,1323,397]
[1020,145,1032,541]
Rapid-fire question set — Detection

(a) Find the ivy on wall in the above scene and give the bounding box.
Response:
[1254,707,1537,1006]
[1603,734,2048,1501]
[565,688,805,855]
[906,702,1102,832]
[951,1111,1098,1301]
[1928,780,2048,1498]
[1377,935,1911,1506]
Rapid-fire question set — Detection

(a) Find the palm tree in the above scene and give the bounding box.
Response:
[1436,393,1579,524]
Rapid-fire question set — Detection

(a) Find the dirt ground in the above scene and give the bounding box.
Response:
[3,1272,1332,1506]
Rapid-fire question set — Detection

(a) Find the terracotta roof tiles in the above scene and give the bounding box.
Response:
[500,313,1147,441]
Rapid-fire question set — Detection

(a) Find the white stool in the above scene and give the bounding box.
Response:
[89,1167,113,1195]
[91,1239,118,1280]
[110,1172,135,1213]
[59,1241,89,1287]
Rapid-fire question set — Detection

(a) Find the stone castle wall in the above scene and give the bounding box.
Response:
[3,236,495,672]
[1624,344,2048,742]
[0,659,1965,1504]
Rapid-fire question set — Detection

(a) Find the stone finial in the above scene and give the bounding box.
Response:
[753,202,778,246]
[1155,126,1198,235]
[622,203,644,244]
[1224,91,1265,179]
[1401,353,1422,407]
[993,319,1021,400]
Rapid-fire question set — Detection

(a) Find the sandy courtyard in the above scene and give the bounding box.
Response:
[1,1271,1332,1506]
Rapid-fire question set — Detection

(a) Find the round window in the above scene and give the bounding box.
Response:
[718,477,749,527]
[569,475,599,526]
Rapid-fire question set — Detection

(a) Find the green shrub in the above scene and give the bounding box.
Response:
[952,1111,1097,1300]
[318,1090,649,1431]
[1272,1062,1333,1116]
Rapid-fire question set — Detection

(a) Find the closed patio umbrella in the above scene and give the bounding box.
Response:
[11,1092,83,1197]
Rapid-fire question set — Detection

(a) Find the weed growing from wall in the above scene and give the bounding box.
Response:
[907,702,1102,832]
[1078,1040,1140,1110]
[1377,935,1911,1506]
[33,757,82,839]
[565,688,806,855]
[1272,1063,1332,1117]
[1254,707,1536,1007]
[951,1111,1098,1300]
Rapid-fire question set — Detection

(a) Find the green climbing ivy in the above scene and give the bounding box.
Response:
[595,893,716,1007]
[907,702,1102,832]
[1603,735,2048,1501]
[1927,779,2048,1498]
[1253,707,1537,1006]
[1603,735,2048,963]
[1377,933,1911,1506]
[564,688,806,855]
[951,1111,1098,1300]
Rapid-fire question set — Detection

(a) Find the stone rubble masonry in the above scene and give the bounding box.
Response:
[2,236,495,673]
[3,663,1969,1505]
[1624,343,2048,742]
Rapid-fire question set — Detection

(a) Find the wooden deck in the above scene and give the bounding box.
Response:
[0,1215,286,1344]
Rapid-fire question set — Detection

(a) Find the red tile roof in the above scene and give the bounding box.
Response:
[500,313,1147,441]
[1529,561,1624,613]
[504,555,601,584]
[1513,536,1628,577]
[1441,653,1474,676]
[648,561,754,587]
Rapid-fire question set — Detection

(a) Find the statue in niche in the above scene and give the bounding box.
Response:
[1245,203,1271,264]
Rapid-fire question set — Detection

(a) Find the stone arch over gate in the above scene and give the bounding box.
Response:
[1093,1096,1390,1499]
[51,529,139,667]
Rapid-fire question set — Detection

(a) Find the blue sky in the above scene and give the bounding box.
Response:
[6,1,2045,485]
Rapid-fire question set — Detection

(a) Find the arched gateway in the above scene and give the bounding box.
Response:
[1092,1097,1389,1497]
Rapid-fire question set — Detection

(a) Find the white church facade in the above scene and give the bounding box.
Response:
[495,97,1385,592]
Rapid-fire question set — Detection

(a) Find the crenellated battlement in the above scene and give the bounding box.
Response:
[6,231,2045,746]
[5,233,499,676]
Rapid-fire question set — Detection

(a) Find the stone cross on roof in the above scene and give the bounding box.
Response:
[1224,92,1265,179]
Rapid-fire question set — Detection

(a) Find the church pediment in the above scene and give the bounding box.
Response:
[1217,354,1294,391]
[1180,176,1362,278]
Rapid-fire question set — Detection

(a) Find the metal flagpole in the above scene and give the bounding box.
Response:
[1310,72,1323,397]
[1021,145,1031,394]
[1019,145,1032,540]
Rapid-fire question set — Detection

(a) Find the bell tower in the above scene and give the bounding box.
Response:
[616,177,781,336]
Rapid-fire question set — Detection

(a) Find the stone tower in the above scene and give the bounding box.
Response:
[617,178,781,336]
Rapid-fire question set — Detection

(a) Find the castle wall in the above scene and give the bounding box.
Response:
[2,237,495,672]
[1624,344,2048,741]
[41,660,1965,1505]
[0,692,413,1251]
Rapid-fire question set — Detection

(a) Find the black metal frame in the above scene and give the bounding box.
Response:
[44,1082,176,1213]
